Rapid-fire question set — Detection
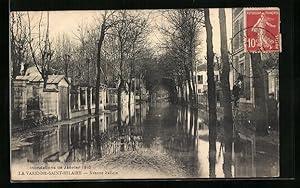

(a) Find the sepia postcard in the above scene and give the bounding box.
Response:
[10,8,280,181]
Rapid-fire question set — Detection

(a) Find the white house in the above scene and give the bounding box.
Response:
[194,62,222,105]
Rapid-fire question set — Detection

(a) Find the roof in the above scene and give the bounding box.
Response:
[24,66,41,77]
[15,75,69,85]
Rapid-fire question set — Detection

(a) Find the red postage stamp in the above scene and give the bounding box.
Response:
[244,8,281,53]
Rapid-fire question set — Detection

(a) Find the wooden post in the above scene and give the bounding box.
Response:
[77,87,81,110]
[68,86,72,119]
[89,87,93,112]
[84,87,88,110]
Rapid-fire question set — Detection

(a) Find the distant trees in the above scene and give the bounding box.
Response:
[102,11,150,125]
[52,33,73,78]
[71,23,97,86]
[10,12,30,78]
[27,12,54,89]
[55,10,151,118]
[159,9,204,105]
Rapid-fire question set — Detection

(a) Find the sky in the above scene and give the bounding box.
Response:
[17,9,232,62]
[205,8,232,57]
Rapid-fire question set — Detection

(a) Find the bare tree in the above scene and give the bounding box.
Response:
[94,10,116,115]
[10,12,29,78]
[72,22,95,86]
[27,12,54,88]
[52,33,73,77]
[125,14,150,124]
[204,8,217,173]
[250,53,268,136]
[103,10,150,126]
[159,9,204,105]
[219,8,233,178]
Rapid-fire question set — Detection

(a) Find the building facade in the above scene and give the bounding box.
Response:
[232,8,254,108]
[13,74,70,121]
[231,8,279,109]
[12,66,110,126]
[194,62,221,105]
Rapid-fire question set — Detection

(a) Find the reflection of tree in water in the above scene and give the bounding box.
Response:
[223,146,233,178]
[139,104,161,148]
[160,106,199,177]
[90,114,144,159]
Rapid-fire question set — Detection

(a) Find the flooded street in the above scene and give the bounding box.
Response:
[11,102,279,178]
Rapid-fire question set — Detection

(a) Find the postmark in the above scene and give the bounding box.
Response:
[244,8,281,53]
[230,8,280,78]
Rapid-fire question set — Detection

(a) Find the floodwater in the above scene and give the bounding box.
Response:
[11,102,279,179]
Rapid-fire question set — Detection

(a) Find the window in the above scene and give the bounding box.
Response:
[234,57,239,69]
[233,20,240,50]
[239,19,244,48]
[239,62,244,75]
[15,88,21,97]
[198,89,201,94]
[215,75,219,81]
[198,75,203,84]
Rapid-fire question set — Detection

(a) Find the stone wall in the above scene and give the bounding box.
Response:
[12,80,28,120]
[71,109,89,119]
[40,90,59,117]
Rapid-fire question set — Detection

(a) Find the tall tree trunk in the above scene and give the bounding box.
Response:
[219,8,234,153]
[193,108,198,149]
[184,65,193,103]
[180,82,184,104]
[128,80,132,125]
[139,74,142,104]
[139,74,142,126]
[128,62,134,125]
[95,24,106,115]
[189,41,197,105]
[190,69,197,105]
[250,53,268,136]
[184,82,188,103]
[43,74,48,89]
[94,116,101,157]
[204,8,217,156]
[177,77,184,104]
[118,42,124,130]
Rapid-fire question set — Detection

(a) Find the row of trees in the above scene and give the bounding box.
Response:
[10,11,155,122]
[158,9,204,105]
[11,9,275,137]
[155,8,276,177]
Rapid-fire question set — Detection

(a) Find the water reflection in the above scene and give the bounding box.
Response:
[12,102,278,178]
